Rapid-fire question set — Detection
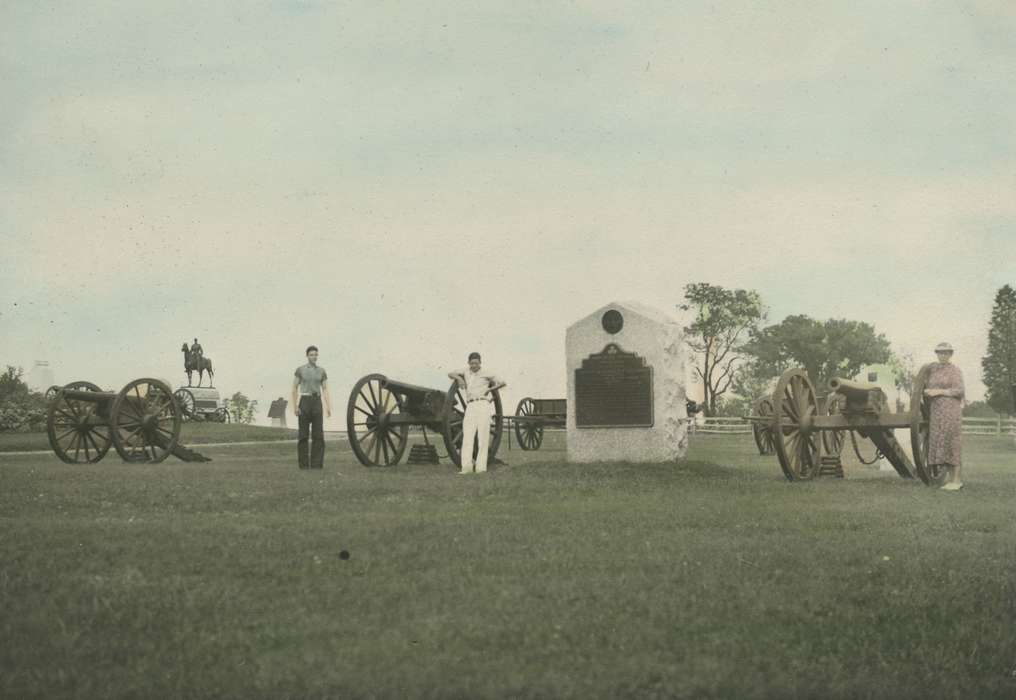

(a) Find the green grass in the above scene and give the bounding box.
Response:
[2,433,1015,699]
[0,422,296,452]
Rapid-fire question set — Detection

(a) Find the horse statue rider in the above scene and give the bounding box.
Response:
[181,338,214,388]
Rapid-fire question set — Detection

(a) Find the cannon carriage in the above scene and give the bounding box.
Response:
[747,366,940,485]
[750,396,776,455]
[511,398,566,451]
[346,374,503,467]
[173,387,230,423]
[45,378,208,464]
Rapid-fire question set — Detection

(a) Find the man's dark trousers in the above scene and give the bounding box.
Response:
[297,395,325,469]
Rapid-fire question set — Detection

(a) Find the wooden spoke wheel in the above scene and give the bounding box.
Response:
[821,393,846,457]
[174,388,196,421]
[45,385,62,403]
[346,374,409,467]
[513,397,544,451]
[751,397,775,455]
[46,381,111,464]
[214,407,231,423]
[110,378,181,464]
[910,366,944,486]
[772,369,821,481]
[443,382,503,469]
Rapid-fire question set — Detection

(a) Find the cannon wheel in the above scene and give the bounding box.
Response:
[821,393,845,457]
[46,381,112,464]
[514,398,544,451]
[910,366,945,486]
[771,369,820,481]
[346,374,410,467]
[174,388,196,421]
[215,407,231,423]
[751,397,775,455]
[110,378,181,463]
[443,383,503,468]
[45,385,62,403]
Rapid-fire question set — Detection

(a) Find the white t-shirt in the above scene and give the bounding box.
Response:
[460,368,503,401]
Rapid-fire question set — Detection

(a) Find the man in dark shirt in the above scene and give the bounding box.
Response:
[291,345,332,469]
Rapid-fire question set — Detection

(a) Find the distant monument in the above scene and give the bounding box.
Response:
[181,340,214,387]
[268,397,289,428]
[566,302,689,462]
[26,360,55,393]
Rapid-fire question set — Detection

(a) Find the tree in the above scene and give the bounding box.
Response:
[745,315,892,388]
[679,283,766,415]
[226,392,259,424]
[962,400,998,418]
[0,366,31,402]
[981,284,1016,415]
[730,356,778,407]
[0,366,47,432]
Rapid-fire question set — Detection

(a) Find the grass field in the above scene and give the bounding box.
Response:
[2,432,1015,699]
[0,422,296,453]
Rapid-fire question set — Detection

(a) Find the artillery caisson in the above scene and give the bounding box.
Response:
[749,366,940,485]
[512,398,566,451]
[346,374,503,467]
[750,396,776,455]
[46,378,208,463]
[174,387,230,423]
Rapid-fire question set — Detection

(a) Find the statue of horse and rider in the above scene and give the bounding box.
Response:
[181,338,214,387]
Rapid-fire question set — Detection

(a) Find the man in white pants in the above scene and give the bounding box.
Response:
[448,352,506,474]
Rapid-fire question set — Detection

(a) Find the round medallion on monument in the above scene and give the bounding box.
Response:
[602,309,624,334]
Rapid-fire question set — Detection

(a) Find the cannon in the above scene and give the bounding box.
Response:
[746,367,941,485]
[346,374,503,467]
[46,378,210,463]
[511,398,566,450]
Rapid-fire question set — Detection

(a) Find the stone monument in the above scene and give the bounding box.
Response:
[26,360,55,393]
[268,397,289,428]
[566,301,689,462]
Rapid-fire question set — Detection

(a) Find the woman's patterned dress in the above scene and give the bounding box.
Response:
[925,362,964,468]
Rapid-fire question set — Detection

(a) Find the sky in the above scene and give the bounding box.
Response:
[2,1,1014,427]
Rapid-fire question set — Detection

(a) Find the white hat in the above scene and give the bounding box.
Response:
[934,342,954,354]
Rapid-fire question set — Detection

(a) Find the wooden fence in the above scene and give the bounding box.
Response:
[693,416,1016,437]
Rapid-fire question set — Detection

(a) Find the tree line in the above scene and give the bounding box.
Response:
[680,282,1016,418]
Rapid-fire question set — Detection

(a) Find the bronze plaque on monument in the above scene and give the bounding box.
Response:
[574,344,654,428]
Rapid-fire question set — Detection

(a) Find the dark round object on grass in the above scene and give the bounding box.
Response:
[339,550,350,560]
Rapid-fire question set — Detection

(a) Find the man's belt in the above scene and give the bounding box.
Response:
[301,393,321,398]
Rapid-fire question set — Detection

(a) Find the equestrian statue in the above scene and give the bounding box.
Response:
[181,338,214,387]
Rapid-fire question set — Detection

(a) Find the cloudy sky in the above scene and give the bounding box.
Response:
[2,1,1014,426]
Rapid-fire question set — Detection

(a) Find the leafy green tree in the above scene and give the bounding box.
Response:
[745,316,892,388]
[962,400,998,418]
[0,366,31,402]
[226,392,259,424]
[679,283,767,415]
[981,284,1016,415]
[0,366,47,432]
[730,356,778,408]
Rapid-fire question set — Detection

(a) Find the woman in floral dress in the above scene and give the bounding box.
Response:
[924,342,965,490]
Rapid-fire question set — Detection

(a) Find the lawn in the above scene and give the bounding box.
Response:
[1,433,1015,699]
[0,422,296,453]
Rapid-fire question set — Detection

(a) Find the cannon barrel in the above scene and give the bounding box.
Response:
[827,377,880,400]
[827,377,888,416]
